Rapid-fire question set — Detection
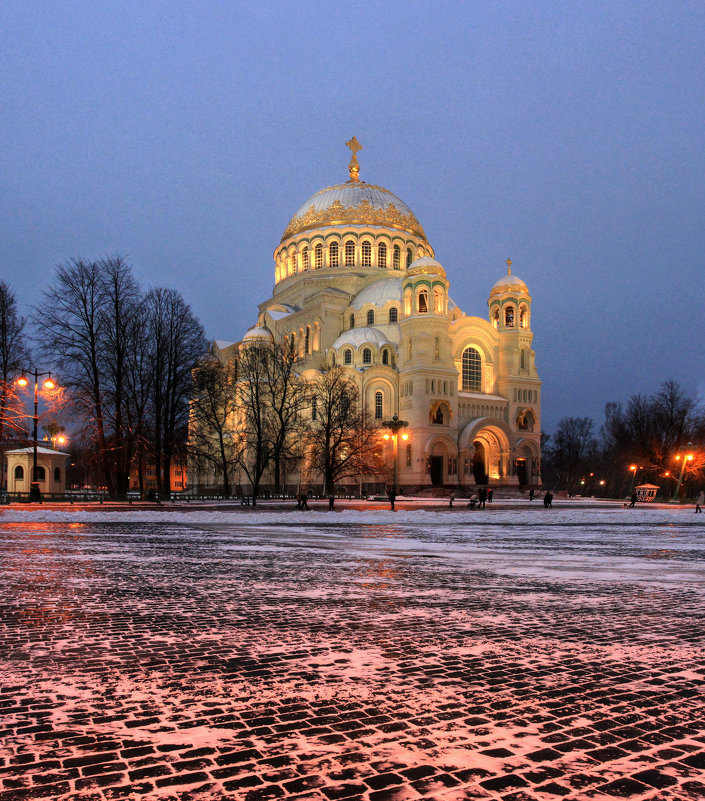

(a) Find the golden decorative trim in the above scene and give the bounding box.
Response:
[282,198,427,242]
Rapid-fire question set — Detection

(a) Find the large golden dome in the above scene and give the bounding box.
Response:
[281,181,426,242]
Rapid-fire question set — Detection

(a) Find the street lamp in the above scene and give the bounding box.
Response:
[670,442,694,503]
[16,368,57,490]
[382,414,408,496]
[628,464,638,495]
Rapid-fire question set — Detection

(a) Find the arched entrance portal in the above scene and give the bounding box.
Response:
[472,441,487,485]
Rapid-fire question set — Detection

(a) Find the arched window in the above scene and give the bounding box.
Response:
[340,391,349,416]
[366,309,374,325]
[14,465,24,480]
[520,349,525,370]
[418,290,428,313]
[389,307,398,323]
[406,247,413,268]
[329,241,339,267]
[492,308,499,328]
[393,245,401,269]
[433,289,443,313]
[290,252,297,274]
[375,391,383,419]
[312,397,317,421]
[363,348,372,364]
[54,467,61,482]
[331,352,336,366]
[404,290,412,316]
[305,326,310,355]
[406,443,412,466]
[505,306,515,327]
[35,466,46,481]
[349,313,355,329]
[519,306,527,328]
[382,349,389,365]
[290,332,296,353]
[378,242,387,269]
[434,337,440,360]
[344,349,352,365]
[434,406,444,424]
[361,241,371,267]
[345,240,355,267]
[462,347,482,392]
[302,247,309,271]
[315,243,323,269]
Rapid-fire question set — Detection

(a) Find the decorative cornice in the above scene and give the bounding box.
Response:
[281,198,427,242]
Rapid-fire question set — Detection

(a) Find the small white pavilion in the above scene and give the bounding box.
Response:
[4,447,70,495]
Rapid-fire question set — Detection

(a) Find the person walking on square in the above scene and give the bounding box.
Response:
[629,492,637,508]
[328,494,335,511]
[478,486,487,509]
[449,492,455,508]
[696,491,704,513]
[488,488,493,503]
[529,488,535,502]
[387,487,396,511]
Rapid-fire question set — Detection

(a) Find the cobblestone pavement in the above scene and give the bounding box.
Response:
[1,517,704,800]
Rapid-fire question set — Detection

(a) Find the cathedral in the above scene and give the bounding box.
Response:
[212,139,541,492]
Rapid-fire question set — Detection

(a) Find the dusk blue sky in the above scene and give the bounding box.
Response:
[2,1,704,433]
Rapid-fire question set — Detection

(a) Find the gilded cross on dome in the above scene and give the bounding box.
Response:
[346,136,362,182]
[506,258,512,275]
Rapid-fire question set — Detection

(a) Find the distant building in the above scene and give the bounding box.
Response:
[4,446,69,494]
[198,140,541,491]
[129,462,187,493]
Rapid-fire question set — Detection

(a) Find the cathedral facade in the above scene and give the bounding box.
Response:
[214,141,541,491]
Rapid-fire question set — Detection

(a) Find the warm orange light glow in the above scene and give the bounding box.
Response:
[630,465,637,471]
[401,433,409,441]
[17,375,28,387]
[383,434,390,440]
[675,455,681,461]
[57,435,66,445]
[43,378,55,390]
[687,454,694,461]
[599,480,605,485]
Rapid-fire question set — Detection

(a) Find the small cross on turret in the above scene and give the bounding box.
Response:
[346,136,362,182]
[506,258,512,275]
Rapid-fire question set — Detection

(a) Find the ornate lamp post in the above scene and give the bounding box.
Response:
[16,369,56,486]
[628,464,638,495]
[382,414,408,496]
[670,442,694,503]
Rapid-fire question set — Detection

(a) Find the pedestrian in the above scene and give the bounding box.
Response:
[387,486,396,511]
[449,492,455,508]
[478,486,487,509]
[298,492,309,510]
[543,491,553,508]
[696,491,704,514]
[487,488,493,503]
[547,491,553,507]
[629,492,637,508]
[328,494,335,511]
[529,488,535,501]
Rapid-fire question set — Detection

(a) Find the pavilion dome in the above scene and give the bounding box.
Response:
[242,325,274,343]
[490,263,529,296]
[331,327,390,350]
[350,277,402,309]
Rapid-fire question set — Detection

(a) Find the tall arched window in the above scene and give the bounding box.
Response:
[312,397,317,420]
[406,247,413,268]
[289,252,296,274]
[378,242,387,269]
[14,465,24,480]
[329,241,339,267]
[366,309,374,325]
[315,243,323,269]
[302,247,309,271]
[519,306,527,328]
[492,308,499,328]
[290,332,296,353]
[375,391,383,419]
[305,326,310,354]
[505,306,515,327]
[54,467,61,482]
[36,466,46,481]
[418,290,428,313]
[362,348,372,364]
[349,313,355,329]
[382,349,389,365]
[434,336,440,360]
[345,240,355,267]
[462,347,482,392]
[344,349,352,365]
[389,307,398,323]
[433,289,443,313]
[520,349,525,369]
[393,245,401,269]
[361,241,371,267]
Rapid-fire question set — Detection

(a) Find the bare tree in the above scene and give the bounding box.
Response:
[546,416,596,492]
[146,287,207,494]
[0,281,31,441]
[306,367,383,495]
[189,355,238,495]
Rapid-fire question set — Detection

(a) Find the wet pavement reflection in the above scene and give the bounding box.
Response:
[1,518,704,800]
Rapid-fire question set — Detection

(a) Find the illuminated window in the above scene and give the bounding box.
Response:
[344,349,352,365]
[14,465,24,480]
[418,290,428,313]
[315,244,323,269]
[389,307,398,323]
[367,309,374,325]
[375,391,383,419]
[505,306,515,327]
[302,247,309,271]
[362,241,371,267]
[462,347,482,391]
[492,308,499,328]
[520,306,527,327]
[378,242,387,268]
[433,289,443,313]
[363,348,372,364]
[329,241,339,267]
[407,247,413,268]
[393,245,401,269]
[345,240,355,267]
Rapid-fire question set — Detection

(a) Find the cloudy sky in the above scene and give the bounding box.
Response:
[2,1,704,432]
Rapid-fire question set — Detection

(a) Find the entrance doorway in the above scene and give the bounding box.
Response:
[516,458,527,486]
[429,456,443,486]
[472,441,487,485]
